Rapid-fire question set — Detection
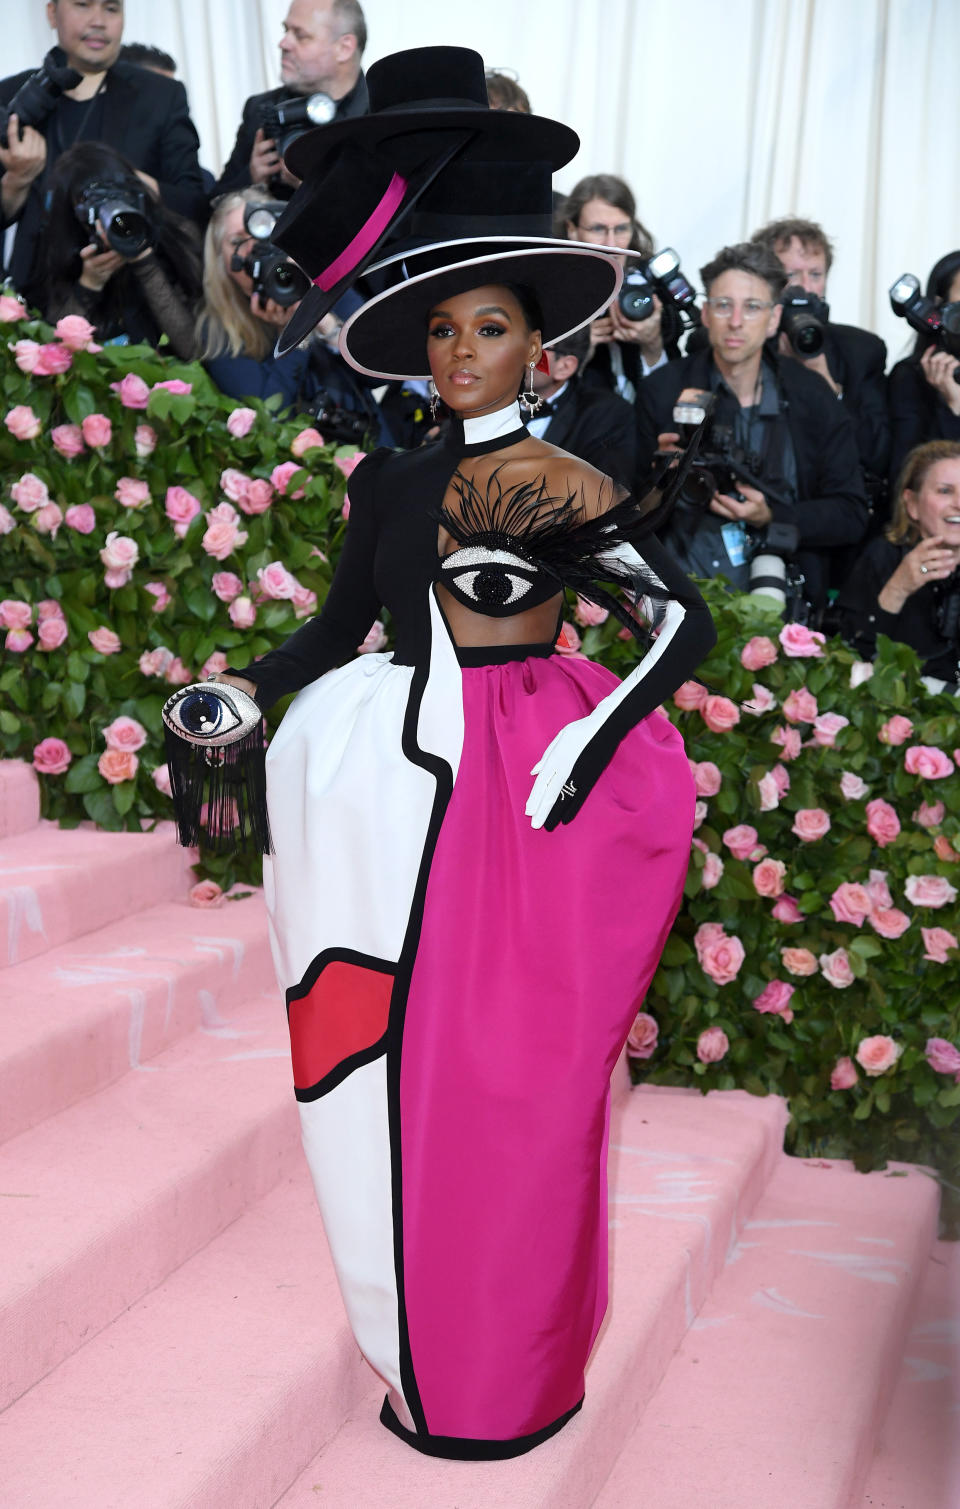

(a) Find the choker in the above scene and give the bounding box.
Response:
[445,401,529,457]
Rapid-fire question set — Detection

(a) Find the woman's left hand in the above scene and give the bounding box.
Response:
[78,240,124,291]
[251,292,300,327]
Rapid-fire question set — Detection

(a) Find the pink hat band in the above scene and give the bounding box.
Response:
[312,172,409,293]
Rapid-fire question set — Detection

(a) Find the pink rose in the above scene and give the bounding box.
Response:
[291,426,324,457]
[922,928,957,965]
[771,725,802,761]
[134,423,158,457]
[152,378,192,395]
[829,882,872,927]
[200,651,229,680]
[831,1057,859,1091]
[212,572,244,603]
[258,561,298,600]
[202,502,248,561]
[65,503,96,534]
[55,314,96,350]
[5,405,42,441]
[151,763,172,797]
[270,460,306,498]
[32,736,72,775]
[10,472,50,512]
[819,948,855,989]
[772,894,804,924]
[904,745,955,780]
[690,760,722,797]
[697,1027,730,1064]
[723,824,762,861]
[100,531,139,585]
[189,879,225,908]
[934,835,960,863]
[13,339,40,373]
[165,485,202,537]
[753,980,795,1017]
[626,1011,659,1060]
[37,600,64,621]
[757,772,780,811]
[0,293,27,321]
[574,596,609,627]
[850,661,874,687]
[98,749,139,785]
[37,617,68,651]
[139,647,173,677]
[781,946,818,976]
[219,468,250,503]
[702,694,740,733]
[81,413,112,448]
[0,599,32,630]
[228,596,256,629]
[925,1035,960,1072]
[753,857,787,897]
[674,680,707,712]
[771,763,790,797]
[813,712,849,747]
[51,423,86,459]
[865,870,893,911]
[701,850,724,889]
[0,505,14,535]
[33,502,63,537]
[779,623,825,657]
[782,686,818,723]
[869,906,911,940]
[164,657,192,686]
[239,478,275,515]
[114,476,150,510]
[865,798,900,848]
[792,807,831,842]
[555,621,583,656]
[226,406,256,438]
[840,771,868,801]
[740,635,778,670]
[88,627,122,655]
[693,800,707,830]
[5,628,33,651]
[743,682,777,716]
[358,619,389,654]
[914,800,945,828]
[879,715,913,746]
[335,451,366,479]
[145,582,171,612]
[293,583,317,618]
[856,1035,902,1077]
[102,715,147,752]
[903,874,957,909]
[33,342,73,376]
[696,925,745,986]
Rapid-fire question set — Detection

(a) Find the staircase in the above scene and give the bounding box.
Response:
[0,759,952,1509]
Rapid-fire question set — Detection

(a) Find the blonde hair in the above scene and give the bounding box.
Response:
[887,439,960,544]
[196,190,276,362]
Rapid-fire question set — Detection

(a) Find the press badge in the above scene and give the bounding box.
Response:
[720,522,748,567]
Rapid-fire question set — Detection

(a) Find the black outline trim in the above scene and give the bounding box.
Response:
[286,947,396,1101]
[379,1393,584,1460]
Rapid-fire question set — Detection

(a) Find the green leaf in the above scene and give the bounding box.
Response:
[182,585,217,623]
[62,681,87,719]
[66,651,89,684]
[64,754,103,794]
[83,789,123,830]
[113,782,137,816]
[0,710,20,734]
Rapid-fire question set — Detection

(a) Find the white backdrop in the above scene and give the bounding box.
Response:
[7,0,959,359]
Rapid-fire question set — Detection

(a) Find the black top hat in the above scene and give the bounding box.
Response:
[271,46,579,355]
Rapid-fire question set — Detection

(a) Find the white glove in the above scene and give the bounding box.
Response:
[525,714,600,830]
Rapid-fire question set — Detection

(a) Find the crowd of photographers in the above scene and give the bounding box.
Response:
[2,1,959,688]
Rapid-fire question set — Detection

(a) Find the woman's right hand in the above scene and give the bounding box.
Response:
[920,347,960,414]
[78,240,124,292]
[877,534,960,613]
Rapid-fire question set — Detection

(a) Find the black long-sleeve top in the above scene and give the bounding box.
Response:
[835,534,960,684]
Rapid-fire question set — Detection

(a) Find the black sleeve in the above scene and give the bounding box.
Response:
[843,333,890,479]
[777,378,869,549]
[227,449,389,709]
[834,537,899,652]
[212,98,259,198]
[634,369,675,480]
[888,357,960,486]
[151,79,207,224]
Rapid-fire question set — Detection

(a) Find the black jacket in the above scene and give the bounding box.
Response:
[888,354,960,487]
[836,534,960,684]
[635,347,869,603]
[540,380,636,491]
[0,61,207,294]
[212,73,369,200]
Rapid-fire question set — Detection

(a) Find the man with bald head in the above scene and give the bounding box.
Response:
[213,0,368,200]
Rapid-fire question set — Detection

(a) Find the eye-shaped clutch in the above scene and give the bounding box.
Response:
[162,682,261,747]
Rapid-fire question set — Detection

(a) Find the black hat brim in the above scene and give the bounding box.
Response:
[338,244,622,380]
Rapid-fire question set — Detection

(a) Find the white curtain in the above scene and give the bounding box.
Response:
[6,0,959,357]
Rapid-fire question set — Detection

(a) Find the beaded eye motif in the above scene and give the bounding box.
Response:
[439,545,542,610]
[162,682,261,747]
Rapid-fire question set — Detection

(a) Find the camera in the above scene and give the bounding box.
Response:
[746,521,804,612]
[618,246,701,328]
[667,394,748,509]
[0,47,81,150]
[74,180,151,257]
[780,285,828,357]
[230,200,310,309]
[889,273,960,383]
[259,93,336,158]
[310,398,372,447]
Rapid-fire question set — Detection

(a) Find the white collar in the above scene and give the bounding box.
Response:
[461,400,524,444]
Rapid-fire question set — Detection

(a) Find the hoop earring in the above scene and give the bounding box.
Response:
[519,361,543,416]
[428,379,440,422]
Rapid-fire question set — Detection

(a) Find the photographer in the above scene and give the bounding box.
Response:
[41,142,201,358]
[525,324,636,488]
[560,174,678,403]
[0,0,206,299]
[213,0,368,202]
[888,252,960,488]
[836,440,960,687]
[635,242,868,607]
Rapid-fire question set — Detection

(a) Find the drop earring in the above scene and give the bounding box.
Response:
[428,379,440,422]
[519,360,543,416]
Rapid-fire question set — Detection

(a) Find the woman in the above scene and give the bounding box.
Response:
[888,251,960,486]
[163,47,715,1460]
[560,172,676,399]
[837,439,960,686]
[39,142,202,360]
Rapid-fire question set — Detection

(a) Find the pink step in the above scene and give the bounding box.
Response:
[0,986,294,1411]
[274,1086,790,1509]
[859,1237,960,1508]
[0,820,193,967]
[594,1157,939,1509]
[0,891,275,1143]
[0,760,40,839]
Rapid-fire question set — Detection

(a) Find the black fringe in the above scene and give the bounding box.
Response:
[164,722,272,855]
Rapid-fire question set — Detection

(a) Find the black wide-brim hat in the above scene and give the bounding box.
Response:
[272,46,579,355]
[338,239,623,380]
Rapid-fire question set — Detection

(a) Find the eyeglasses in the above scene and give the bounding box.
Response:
[578,220,633,239]
[704,297,774,321]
